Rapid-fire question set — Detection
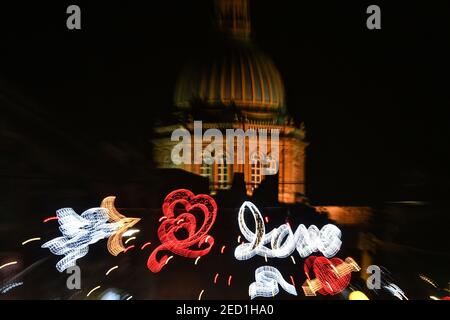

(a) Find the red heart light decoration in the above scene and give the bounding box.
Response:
[147,189,217,273]
[303,256,358,296]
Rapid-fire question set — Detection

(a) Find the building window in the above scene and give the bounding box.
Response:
[200,153,213,182]
[217,155,229,189]
[251,160,262,187]
[200,161,212,179]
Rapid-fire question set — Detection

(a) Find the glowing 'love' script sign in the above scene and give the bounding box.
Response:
[147,189,217,273]
[234,202,342,261]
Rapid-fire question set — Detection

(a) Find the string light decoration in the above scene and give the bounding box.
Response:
[249,266,297,299]
[0,282,23,294]
[41,208,121,272]
[234,201,342,261]
[302,256,360,296]
[147,189,217,273]
[101,196,141,256]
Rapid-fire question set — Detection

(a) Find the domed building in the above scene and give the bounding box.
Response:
[153,0,308,203]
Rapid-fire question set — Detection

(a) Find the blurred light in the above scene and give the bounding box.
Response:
[87,286,101,297]
[43,216,58,223]
[265,216,269,224]
[124,237,136,245]
[100,289,121,300]
[21,237,41,246]
[194,257,201,265]
[106,266,119,276]
[124,245,135,253]
[349,291,369,300]
[290,256,296,265]
[228,275,232,287]
[384,283,408,300]
[122,229,140,237]
[214,273,219,284]
[430,296,439,300]
[290,275,296,287]
[165,256,174,265]
[1,282,23,294]
[159,216,167,223]
[198,290,204,300]
[220,245,226,254]
[141,242,151,250]
[126,296,133,300]
[419,274,438,288]
[0,261,18,270]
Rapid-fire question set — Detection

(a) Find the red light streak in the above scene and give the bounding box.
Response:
[43,216,58,223]
[290,275,296,287]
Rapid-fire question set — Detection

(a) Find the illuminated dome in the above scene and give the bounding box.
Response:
[174,41,286,115]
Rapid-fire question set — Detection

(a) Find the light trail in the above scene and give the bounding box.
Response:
[105,266,119,276]
[21,238,41,246]
[87,286,101,297]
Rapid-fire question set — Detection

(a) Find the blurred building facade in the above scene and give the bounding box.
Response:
[153,0,308,203]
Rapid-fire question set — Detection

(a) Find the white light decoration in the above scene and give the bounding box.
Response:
[234,202,342,261]
[249,266,297,299]
[384,283,408,300]
[0,282,24,294]
[42,208,121,272]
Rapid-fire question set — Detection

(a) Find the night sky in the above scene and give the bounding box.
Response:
[1,0,449,204]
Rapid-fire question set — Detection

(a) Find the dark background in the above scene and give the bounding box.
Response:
[1,0,449,204]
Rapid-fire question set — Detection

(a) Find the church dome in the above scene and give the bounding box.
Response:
[174,40,286,115]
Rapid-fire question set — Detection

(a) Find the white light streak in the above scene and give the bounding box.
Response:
[384,283,408,300]
[290,256,296,265]
[122,229,140,237]
[0,282,23,294]
[87,286,101,297]
[198,290,205,300]
[165,256,174,265]
[22,237,41,246]
[0,261,17,270]
[105,266,119,276]
[194,256,201,265]
[124,237,136,245]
